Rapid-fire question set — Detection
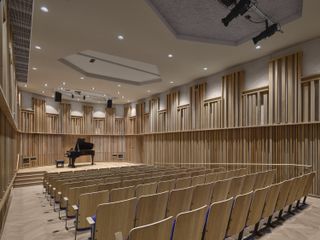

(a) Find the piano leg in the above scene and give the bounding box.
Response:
[72,157,76,168]
[91,155,94,165]
[68,158,72,167]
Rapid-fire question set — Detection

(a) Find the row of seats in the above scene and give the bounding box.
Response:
[67,169,273,239]
[87,172,315,240]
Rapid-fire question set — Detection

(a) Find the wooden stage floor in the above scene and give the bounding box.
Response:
[18,161,141,173]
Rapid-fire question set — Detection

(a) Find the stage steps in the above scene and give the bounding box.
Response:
[14,171,45,188]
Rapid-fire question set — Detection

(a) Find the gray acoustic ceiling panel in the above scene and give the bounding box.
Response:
[8,0,34,82]
[146,0,303,45]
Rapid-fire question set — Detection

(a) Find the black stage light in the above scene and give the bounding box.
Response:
[107,99,113,108]
[252,23,279,45]
[83,96,86,100]
[54,91,62,102]
[219,0,236,7]
[222,0,251,26]
[71,94,74,99]
[89,58,96,63]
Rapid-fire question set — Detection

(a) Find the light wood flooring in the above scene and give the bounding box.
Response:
[1,185,320,240]
[18,161,141,174]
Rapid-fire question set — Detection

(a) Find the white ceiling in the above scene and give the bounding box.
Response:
[23,0,320,104]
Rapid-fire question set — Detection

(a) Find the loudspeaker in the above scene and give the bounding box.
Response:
[54,91,62,102]
[107,99,112,108]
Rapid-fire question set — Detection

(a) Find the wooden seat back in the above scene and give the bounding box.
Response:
[246,186,269,226]
[226,191,253,237]
[261,182,281,218]
[110,186,135,202]
[157,179,176,193]
[286,177,301,207]
[98,181,121,191]
[175,177,192,189]
[190,183,213,210]
[294,174,309,201]
[227,176,245,198]
[95,198,137,240]
[205,172,219,183]
[275,179,293,211]
[241,174,257,194]
[122,178,143,188]
[192,174,206,186]
[264,170,276,187]
[302,172,316,197]
[135,182,158,198]
[166,186,194,217]
[129,216,174,240]
[135,191,169,227]
[77,190,109,229]
[172,205,208,240]
[253,172,266,190]
[211,178,231,203]
[204,198,233,240]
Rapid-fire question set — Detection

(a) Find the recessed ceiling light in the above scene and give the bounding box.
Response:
[121,96,125,99]
[51,95,54,98]
[41,90,45,94]
[147,90,151,93]
[32,67,37,70]
[62,82,66,86]
[170,81,174,84]
[117,35,124,40]
[60,87,63,90]
[203,67,208,71]
[35,45,42,50]
[77,98,80,102]
[256,45,261,49]
[80,77,84,80]
[103,94,106,97]
[24,84,27,87]
[117,84,121,87]
[117,91,120,95]
[127,100,130,103]
[92,87,95,90]
[40,6,49,13]
[44,83,48,87]
[168,54,173,58]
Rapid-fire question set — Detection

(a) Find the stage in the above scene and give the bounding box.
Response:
[18,161,142,174]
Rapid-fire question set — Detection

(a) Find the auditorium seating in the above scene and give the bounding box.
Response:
[42,165,315,240]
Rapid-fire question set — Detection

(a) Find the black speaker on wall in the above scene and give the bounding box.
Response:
[107,99,112,108]
[54,91,62,102]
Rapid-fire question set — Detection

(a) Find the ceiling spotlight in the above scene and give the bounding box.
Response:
[24,84,27,87]
[71,94,74,99]
[60,87,63,90]
[122,96,125,99]
[203,67,208,71]
[92,87,95,90]
[252,23,279,45]
[117,91,120,95]
[255,45,261,49]
[170,81,174,84]
[41,90,45,94]
[168,54,173,58]
[40,6,49,13]
[83,96,86,100]
[117,35,124,40]
[80,77,84,80]
[77,98,80,102]
[103,94,106,97]
[32,67,37,70]
[62,82,66,85]
[147,90,151,93]
[35,45,42,50]
[89,58,96,63]
[117,84,121,87]
[127,100,130,103]
[44,83,48,87]
[221,0,251,27]
[51,95,54,98]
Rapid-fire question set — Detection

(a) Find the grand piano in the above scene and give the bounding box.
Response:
[65,138,95,168]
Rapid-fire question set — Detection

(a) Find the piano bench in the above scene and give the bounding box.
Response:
[56,160,65,168]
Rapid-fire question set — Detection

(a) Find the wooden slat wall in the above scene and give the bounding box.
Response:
[60,103,71,133]
[93,118,105,134]
[158,110,167,132]
[150,98,159,132]
[167,91,179,131]
[300,75,320,122]
[203,97,222,129]
[222,71,244,127]
[46,113,59,133]
[33,98,46,132]
[83,105,93,134]
[19,110,34,132]
[177,105,191,130]
[242,87,269,126]
[190,83,206,129]
[18,133,139,166]
[269,52,302,123]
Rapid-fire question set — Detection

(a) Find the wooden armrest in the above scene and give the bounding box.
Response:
[63,197,68,202]
[86,217,95,225]
[72,205,79,211]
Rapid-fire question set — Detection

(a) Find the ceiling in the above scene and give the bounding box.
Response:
[146,0,303,45]
[22,0,320,104]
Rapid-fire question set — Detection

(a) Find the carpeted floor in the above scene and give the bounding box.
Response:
[1,185,320,240]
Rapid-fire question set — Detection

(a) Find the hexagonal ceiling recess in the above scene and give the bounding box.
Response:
[146,0,303,45]
[60,50,161,86]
